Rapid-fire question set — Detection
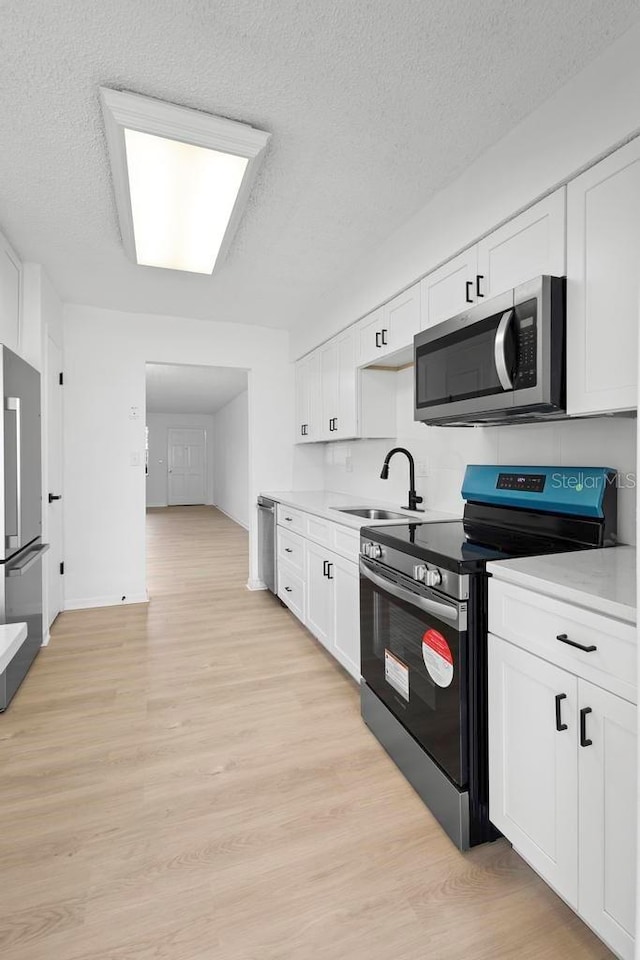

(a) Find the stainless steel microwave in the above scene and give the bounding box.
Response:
[413,276,565,426]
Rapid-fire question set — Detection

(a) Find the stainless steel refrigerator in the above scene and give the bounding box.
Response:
[0,347,48,711]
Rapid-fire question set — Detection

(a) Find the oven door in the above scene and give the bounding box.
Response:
[359,557,468,787]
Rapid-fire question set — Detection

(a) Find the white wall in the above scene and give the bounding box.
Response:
[63,305,294,609]
[213,389,249,528]
[322,368,637,545]
[146,412,215,508]
[292,22,640,360]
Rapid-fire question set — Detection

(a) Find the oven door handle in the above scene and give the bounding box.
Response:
[359,558,460,625]
[494,309,515,391]
[7,543,49,577]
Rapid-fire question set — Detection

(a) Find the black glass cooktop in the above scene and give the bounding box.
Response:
[363,520,592,574]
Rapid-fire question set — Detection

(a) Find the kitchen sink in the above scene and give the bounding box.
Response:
[336,507,409,520]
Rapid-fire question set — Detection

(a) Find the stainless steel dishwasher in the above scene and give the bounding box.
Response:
[257,497,277,594]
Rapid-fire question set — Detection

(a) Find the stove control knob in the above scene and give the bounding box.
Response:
[413,564,427,582]
[361,542,372,558]
[370,544,383,560]
[424,568,442,587]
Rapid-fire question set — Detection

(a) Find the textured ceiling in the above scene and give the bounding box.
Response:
[1,1,639,330]
[146,363,247,415]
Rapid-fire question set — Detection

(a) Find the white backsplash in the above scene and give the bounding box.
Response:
[321,368,637,544]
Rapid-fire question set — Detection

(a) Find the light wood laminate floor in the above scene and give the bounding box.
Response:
[0,506,613,959]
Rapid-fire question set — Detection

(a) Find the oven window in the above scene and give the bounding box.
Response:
[416,314,505,409]
[361,572,468,787]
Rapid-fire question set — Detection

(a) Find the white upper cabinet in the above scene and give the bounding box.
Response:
[420,247,478,329]
[357,305,385,366]
[0,230,21,353]
[476,188,566,298]
[295,351,321,443]
[567,138,640,416]
[578,680,636,960]
[488,634,579,908]
[357,283,420,365]
[320,328,357,441]
[420,191,566,330]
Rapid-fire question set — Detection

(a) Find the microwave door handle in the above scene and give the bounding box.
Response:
[359,558,460,625]
[494,310,515,391]
[5,397,21,550]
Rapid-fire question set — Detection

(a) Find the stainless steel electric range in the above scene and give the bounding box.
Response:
[359,465,617,850]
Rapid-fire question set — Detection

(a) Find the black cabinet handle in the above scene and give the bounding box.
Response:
[48,493,62,503]
[555,693,568,731]
[476,275,484,298]
[580,707,593,747]
[557,633,597,653]
[465,280,474,303]
[323,560,329,577]
[327,562,334,580]
[328,419,333,432]
[285,548,293,553]
[284,516,293,522]
[284,586,292,593]
[375,331,381,348]
[381,328,388,346]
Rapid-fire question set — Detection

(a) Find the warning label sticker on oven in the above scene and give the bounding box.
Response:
[422,629,454,688]
[384,649,409,701]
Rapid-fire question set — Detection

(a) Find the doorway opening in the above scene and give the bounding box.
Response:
[144,362,250,586]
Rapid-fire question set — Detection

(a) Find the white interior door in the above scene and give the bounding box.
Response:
[167,428,206,505]
[46,335,63,626]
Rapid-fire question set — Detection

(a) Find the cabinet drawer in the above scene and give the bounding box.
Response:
[489,579,637,703]
[277,561,305,621]
[276,504,305,535]
[277,528,304,574]
[332,524,360,563]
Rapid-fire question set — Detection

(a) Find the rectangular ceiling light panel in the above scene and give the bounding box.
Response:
[100,89,270,275]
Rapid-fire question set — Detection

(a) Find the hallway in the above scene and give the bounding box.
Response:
[0,507,611,959]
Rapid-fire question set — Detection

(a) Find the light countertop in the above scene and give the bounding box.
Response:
[0,621,28,675]
[260,490,460,531]
[487,546,636,624]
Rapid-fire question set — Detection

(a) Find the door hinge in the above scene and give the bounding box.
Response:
[59,372,64,385]
[59,562,64,575]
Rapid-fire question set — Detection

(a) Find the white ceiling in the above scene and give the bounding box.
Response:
[1,1,639,330]
[146,363,247,415]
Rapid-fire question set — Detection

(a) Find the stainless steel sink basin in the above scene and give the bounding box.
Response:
[336,507,409,520]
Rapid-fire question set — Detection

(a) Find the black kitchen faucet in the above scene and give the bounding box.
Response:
[380,447,424,512]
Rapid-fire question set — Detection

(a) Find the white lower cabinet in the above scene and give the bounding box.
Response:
[488,635,578,907]
[578,681,637,960]
[305,539,333,651]
[305,540,361,680]
[489,631,637,959]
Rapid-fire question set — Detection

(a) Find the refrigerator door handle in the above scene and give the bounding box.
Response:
[5,397,21,550]
[7,543,49,577]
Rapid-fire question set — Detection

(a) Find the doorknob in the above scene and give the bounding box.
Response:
[48,493,62,503]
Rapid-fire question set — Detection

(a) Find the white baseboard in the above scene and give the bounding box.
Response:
[64,591,149,611]
[41,630,50,647]
[247,579,267,591]
[214,504,249,530]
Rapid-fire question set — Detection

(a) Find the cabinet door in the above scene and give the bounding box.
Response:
[578,681,636,960]
[567,138,640,415]
[331,553,360,681]
[357,306,385,366]
[420,247,478,329]
[488,635,578,907]
[295,356,310,443]
[304,540,333,651]
[383,282,420,355]
[477,188,566,298]
[334,328,357,439]
[320,339,338,441]
[0,233,21,353]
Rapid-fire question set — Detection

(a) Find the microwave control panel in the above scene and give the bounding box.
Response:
[513,298,538,390]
